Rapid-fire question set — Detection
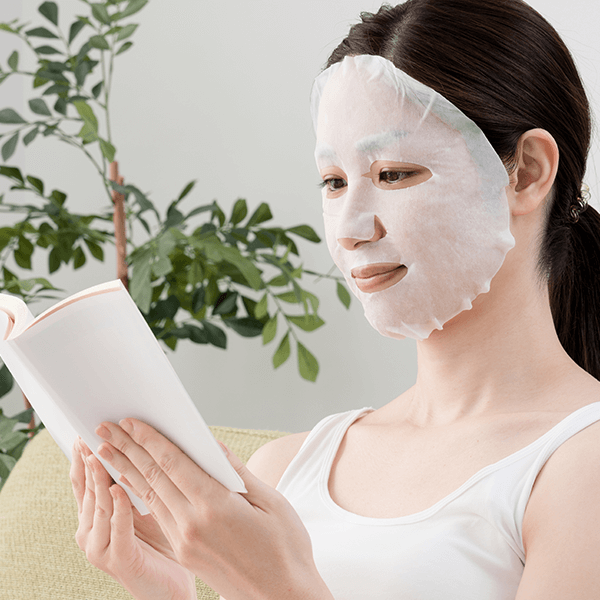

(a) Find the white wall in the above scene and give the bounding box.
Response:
[0,0,598,433]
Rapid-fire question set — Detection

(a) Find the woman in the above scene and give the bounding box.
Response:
[71,0,600,598]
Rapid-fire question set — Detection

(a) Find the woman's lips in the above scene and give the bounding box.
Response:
[351,262,407,293]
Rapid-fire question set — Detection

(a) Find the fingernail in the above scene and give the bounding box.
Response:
[98,445,113,461]
[217,441,230,456]
[119,419,133,434]
[96,425,111,440]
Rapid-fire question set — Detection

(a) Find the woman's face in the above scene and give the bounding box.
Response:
[313,56,514,340]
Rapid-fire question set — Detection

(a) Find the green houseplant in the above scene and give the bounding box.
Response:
[0,0,350,487]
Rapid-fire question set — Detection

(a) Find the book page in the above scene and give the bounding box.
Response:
[0,283,245,514]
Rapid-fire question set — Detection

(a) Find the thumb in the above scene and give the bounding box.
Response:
[217,441,269,500]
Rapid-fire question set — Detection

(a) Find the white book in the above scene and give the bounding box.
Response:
[0,280,246,514]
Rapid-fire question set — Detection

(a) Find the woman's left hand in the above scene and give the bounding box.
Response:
[95,419,333,600]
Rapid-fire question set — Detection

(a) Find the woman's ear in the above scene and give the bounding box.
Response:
[510,128,559,216]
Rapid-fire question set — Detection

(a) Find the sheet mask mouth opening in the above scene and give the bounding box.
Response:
[352,264,408,293]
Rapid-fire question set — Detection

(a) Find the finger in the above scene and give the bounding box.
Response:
[96,435,180,531]
[86,454,114,558]
[108,484,137,552]
[217,442,272,504]
[77,455,96,545]
[70,438,86,513]
[106,419,218,502]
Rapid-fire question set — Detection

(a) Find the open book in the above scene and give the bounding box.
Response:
[0,280,246,514]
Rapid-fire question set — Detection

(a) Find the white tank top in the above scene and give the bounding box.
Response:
[277,403,600,600]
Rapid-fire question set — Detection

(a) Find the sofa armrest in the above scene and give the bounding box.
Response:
[0,426,289,600]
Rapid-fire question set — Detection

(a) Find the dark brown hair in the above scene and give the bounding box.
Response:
[327,0,600,379]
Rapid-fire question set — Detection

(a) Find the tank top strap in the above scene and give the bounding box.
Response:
[277,407,374,498]
[511,401,600,546]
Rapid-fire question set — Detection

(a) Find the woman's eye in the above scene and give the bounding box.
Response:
[379,170,415,184]
[320,178,347,192]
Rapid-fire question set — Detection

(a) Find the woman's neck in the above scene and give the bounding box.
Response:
[405,264,577,428]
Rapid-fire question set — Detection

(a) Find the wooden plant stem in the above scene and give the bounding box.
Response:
[22,392,35,437]
[110,161,129,290]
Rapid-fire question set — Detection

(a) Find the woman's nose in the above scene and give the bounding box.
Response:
[337,215,387,250]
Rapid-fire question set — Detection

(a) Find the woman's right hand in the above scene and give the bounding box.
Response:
[70,437,197,600]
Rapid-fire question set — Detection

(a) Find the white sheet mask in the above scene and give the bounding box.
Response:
[311,55,515,340]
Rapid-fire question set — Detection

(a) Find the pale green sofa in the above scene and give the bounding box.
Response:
[0,426,289,600]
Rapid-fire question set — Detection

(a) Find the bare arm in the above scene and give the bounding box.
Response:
[516,421,600,599]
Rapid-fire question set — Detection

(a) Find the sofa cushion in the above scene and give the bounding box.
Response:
[0,426,289,600]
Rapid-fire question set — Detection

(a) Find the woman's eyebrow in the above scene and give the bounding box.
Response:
[355,130,410,153]
[315,143,340,165]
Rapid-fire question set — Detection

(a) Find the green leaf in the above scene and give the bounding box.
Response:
[84,238,104,261]
[73,246,86,269]
[26,175,44,194]
[0,108,26,124]
[34,45,61,55]
[48,246,61,273]
[91,81,103,98]
[0,453,17,481]
[130,252,152,312]
[262,314,277,344]
[246,202,273,227]
[254,293,268,319]
[0,364,14,397]
[276,291,301,304]
[164,205,184,229]
[203,321,227,349]
[187,202,217,219]
[74,61,92,86]
[272,332,290,368]
[288,314,325,332]
[42,82,69,95]
[91,4,111,25]
[116,23,138,41]
[99,138,116,162]
[15,236,34,269]
[297,341,319,382]
[54,97,67,115]
[177,180,196,202]
[286,224,321,243]
[39,2,59,25]
[0,166,24,184]
[152,296,180,321]
[73,100,98,132]
[187,325,208,344]
[25,27,59,39]
[151,255,171,277]
[78,121,98,143]
[201,241,263,291]
[7,51,18,71]
[225,317,263,338]
[267,274,288,287]
[230,198,248,226]
[192,286,205,313]
[50,189,66,206]
[213,291,238,316]
[2,133,19,162]
[116,41,133,55]
[118,0,149,19]
[68,20,86,44]
[28,98,51,116]
[89,35,110,50]
[336,281,351,309]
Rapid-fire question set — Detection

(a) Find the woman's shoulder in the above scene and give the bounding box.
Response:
[246,430,311,489]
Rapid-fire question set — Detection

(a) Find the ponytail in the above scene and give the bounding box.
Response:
[547,201,600,380]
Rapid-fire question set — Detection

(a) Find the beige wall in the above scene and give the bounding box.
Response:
[1,0,598,432]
